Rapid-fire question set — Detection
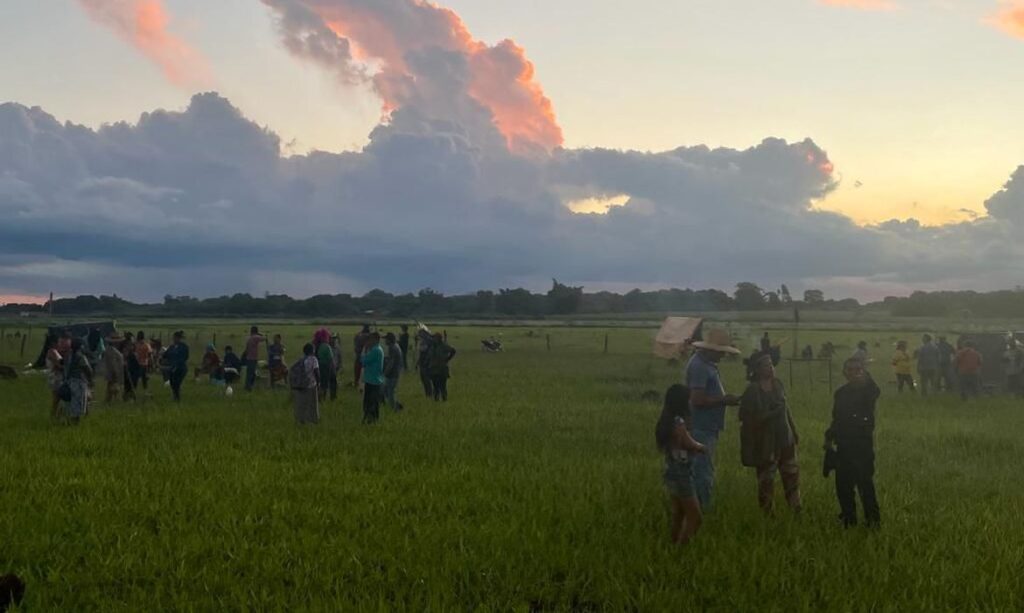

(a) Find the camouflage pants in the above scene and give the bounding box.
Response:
[756,444,801,513]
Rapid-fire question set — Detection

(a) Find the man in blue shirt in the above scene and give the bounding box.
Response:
[685,328,741,510]
[359,332,385,424]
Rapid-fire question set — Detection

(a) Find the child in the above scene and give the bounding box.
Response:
[825,359,882,528]
[891,341,914,393]
[655,384,706,545]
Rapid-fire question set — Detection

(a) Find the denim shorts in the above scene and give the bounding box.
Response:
[663,460,695,499]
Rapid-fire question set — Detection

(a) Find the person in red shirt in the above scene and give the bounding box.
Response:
[955,340,983,400]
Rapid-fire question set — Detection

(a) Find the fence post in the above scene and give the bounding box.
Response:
[603,334,609,355]
[546,334,551,352]
[20,335,27,358]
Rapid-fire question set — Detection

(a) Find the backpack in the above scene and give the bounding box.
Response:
[288,358,309,390]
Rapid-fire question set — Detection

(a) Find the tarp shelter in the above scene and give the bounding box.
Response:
[653,317,703,359]
[32,321,117,368]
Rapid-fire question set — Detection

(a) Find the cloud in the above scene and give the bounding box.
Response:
[817,0,897,10]
[75,0,213,88]
[260,0,562,154]
[986,1,1024,39]
[6,1,1024,301]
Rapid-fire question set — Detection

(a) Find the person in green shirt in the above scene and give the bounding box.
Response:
[314,328,337,402]
[360,332,385,423]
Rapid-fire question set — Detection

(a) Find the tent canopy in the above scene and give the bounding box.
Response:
[653,317,703,359]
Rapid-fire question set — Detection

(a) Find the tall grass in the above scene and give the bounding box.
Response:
[1,325,1022,610]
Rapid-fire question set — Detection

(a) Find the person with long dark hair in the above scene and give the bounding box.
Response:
[655,384,706,545]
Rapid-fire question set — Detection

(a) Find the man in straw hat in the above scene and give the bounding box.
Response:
[685,327,742,511]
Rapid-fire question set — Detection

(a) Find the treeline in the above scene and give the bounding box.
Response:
[7,282,1024,319]
[1,281,862,318]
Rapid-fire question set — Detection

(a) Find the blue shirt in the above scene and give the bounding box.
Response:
[686,352,727,432]
[360,344,385,385]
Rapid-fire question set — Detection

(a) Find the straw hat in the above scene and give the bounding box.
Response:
[692,328,741,355]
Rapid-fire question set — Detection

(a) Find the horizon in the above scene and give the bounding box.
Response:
[3,0,1024,303]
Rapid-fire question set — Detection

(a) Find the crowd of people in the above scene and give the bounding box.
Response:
[657,328,883,545]
[883,334,1010,400]
[41,323,457,426]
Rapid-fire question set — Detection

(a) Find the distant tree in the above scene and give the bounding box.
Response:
[417,288,446,314]
[475,290,495,313]
[496,288,542,315]
[804,289,825,304]
[780,284,793,304]
[765,291,782,308]
[734,282,766,310]
[547,279,583,314]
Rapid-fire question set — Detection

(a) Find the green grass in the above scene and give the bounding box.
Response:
[1,325,1023,610]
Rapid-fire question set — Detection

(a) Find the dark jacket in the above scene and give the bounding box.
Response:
[826,375,881,445]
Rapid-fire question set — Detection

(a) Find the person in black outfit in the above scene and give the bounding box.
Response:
[398,325,410,371]
[825,358,882,528]
[164,330,190,403]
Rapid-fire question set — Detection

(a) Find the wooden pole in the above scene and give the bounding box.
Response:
[546,334,551,352]
[20,335,27,358]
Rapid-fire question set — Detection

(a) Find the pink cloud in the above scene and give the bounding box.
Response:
[76,0,213,89]
[986,1,1024,39]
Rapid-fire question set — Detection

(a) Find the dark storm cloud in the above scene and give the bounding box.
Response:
[1,93,1023,301]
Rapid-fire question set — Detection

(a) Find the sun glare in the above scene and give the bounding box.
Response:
[566,194,630,214]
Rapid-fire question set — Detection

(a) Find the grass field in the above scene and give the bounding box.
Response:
[1,323,1023,611]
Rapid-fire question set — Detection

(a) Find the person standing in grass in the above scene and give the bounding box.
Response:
[915,334,940,397]
[655,384,706,545]
[134,331,152,391]
[268,334,286,388]
[290,343,320,425]
[415,328,434,398]
[314,328,336,402]
[383,332,403,411]
[102,338,126,403]
[353,325,370,387]
[936,336,956,392]
[64,338,93,424]
[243,326,265,392]
[164,331,190,403]
[330,334,343,398]
[826,358,882,528]
[398,325,410,371]
[426,332,456,402]
[851,341,869,366]
[1001,339,1023,397]
[44,335,65,420]
[892,341,914,393]
[685,328,741,511]
[360,332,385,423]
[739,354,802,515]
[955,340,983,401]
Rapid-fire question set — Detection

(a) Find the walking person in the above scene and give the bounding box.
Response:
[739,354,801,515]
[360,332,385,424]
[102,339,126,403]
[62,338,93,424]
[426,333,456,402]
[164,331,190,403]
[289,343,320,425]
[398,325,411,371]
[383,332,404,411]
[684,328,741,511]
[915,334,940,397]
[655,384,706,545]
[892,341,915,393]
[243,326,265,392]
[329,334,343,399]
[956,340,983,401]
[825,359,882,528]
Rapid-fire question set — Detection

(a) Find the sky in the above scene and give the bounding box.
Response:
[1,0,1024,303]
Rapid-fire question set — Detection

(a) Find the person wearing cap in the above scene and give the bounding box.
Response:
[739,354,801,515]
[164,331,190,403]
[383,332,404,411]
[685,328,742,510]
